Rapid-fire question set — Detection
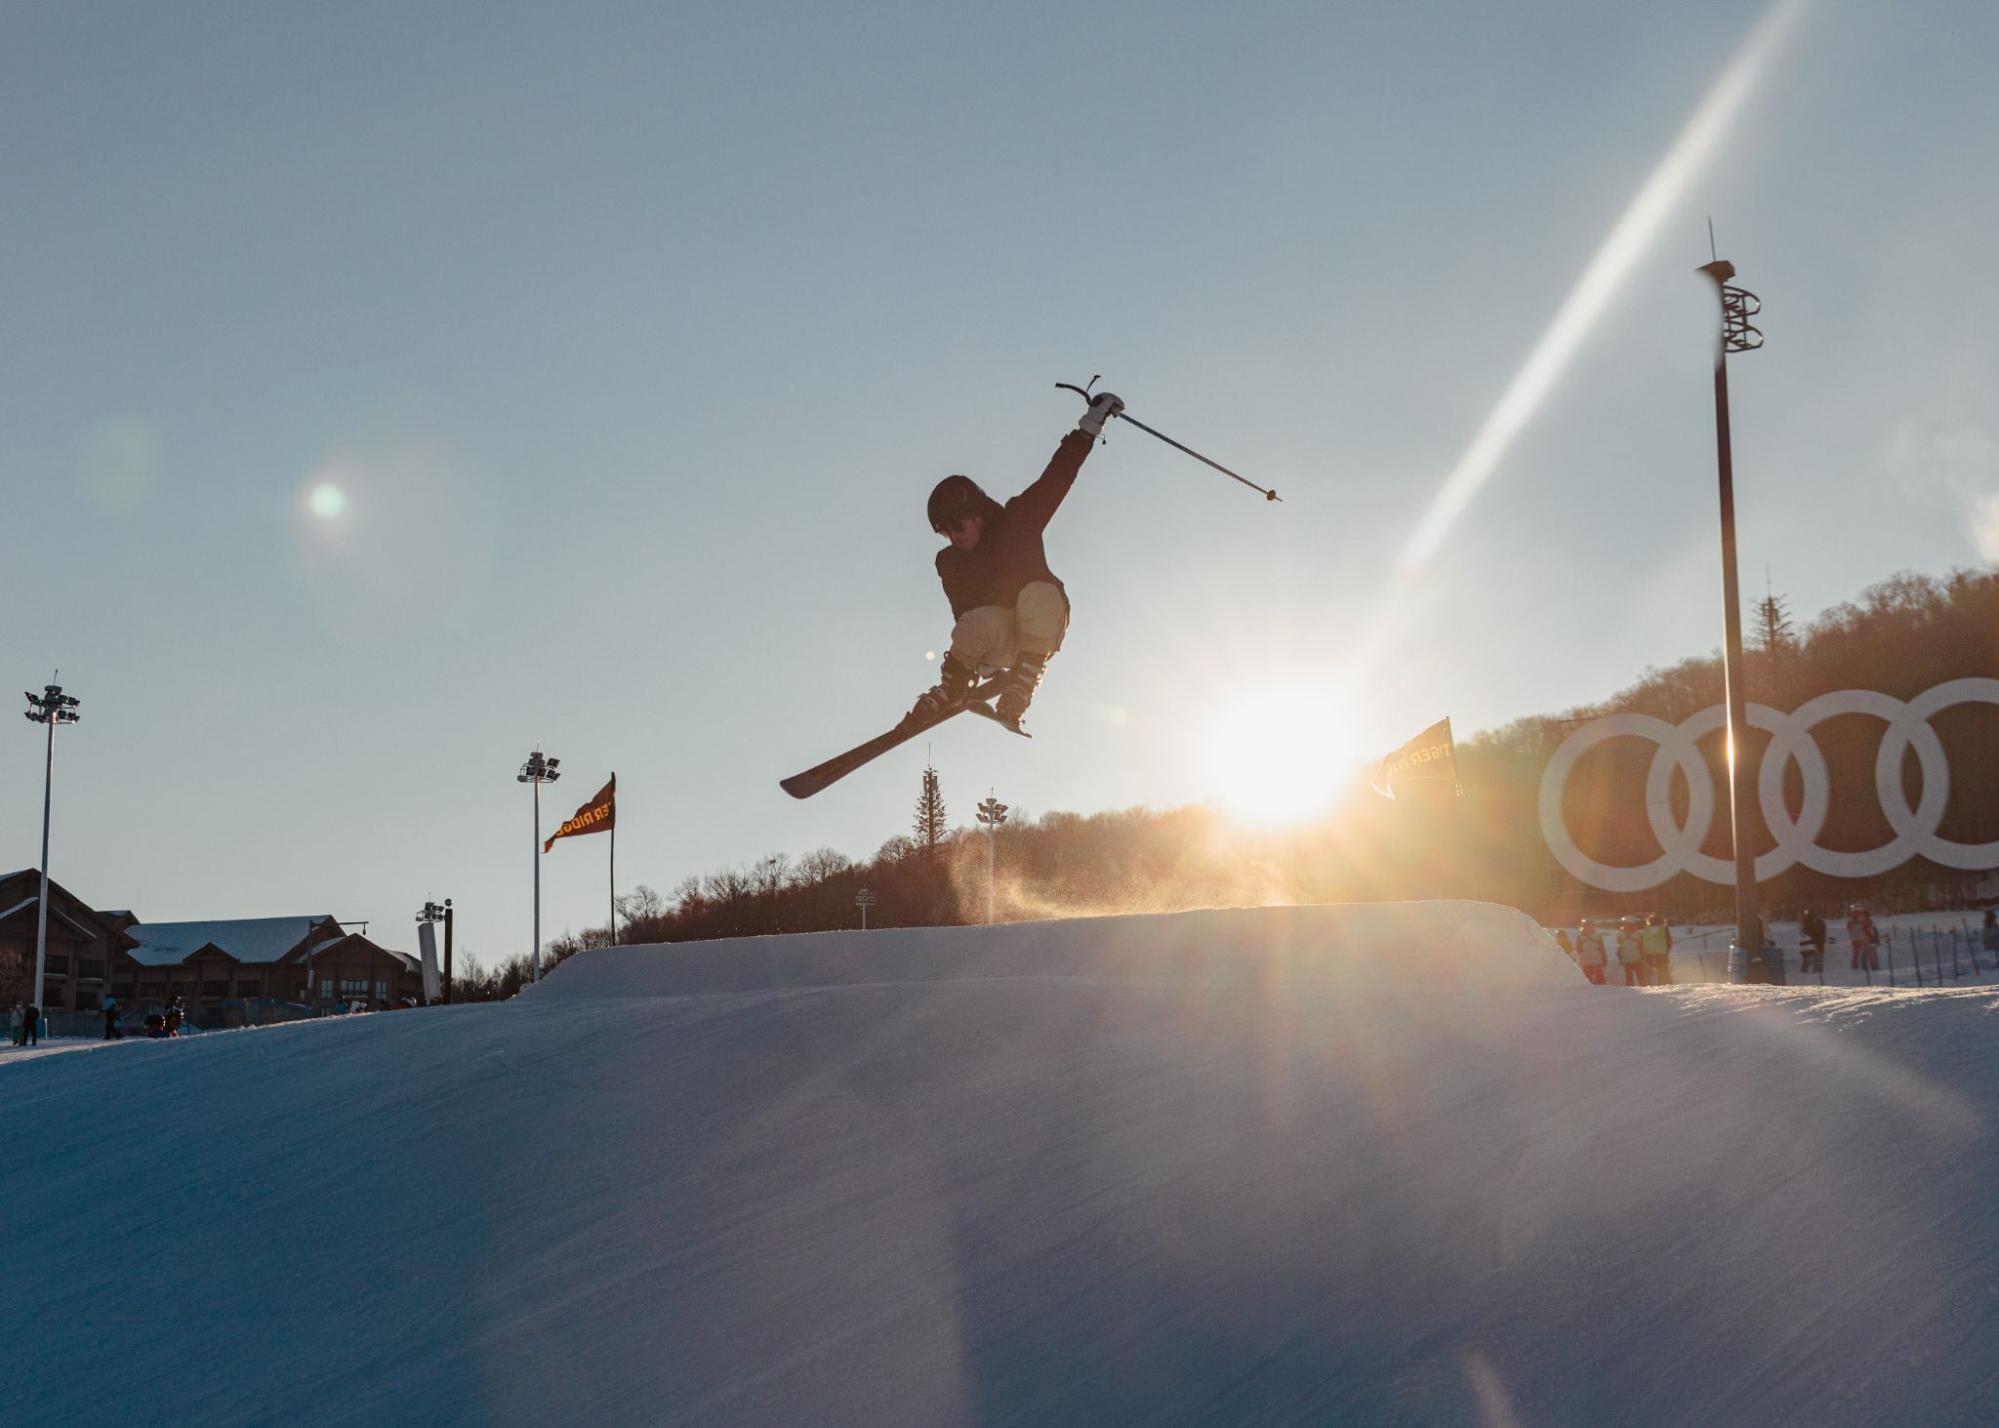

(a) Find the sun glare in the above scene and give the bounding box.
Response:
[309,483,346,521]
[1209,690,1358,825]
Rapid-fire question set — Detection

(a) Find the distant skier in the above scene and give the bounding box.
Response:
[909,391,1124,728]
[1799,906,1827,976]
[1640,914,1672,986]
[1615,918,1644,987]
[1845,905,1880,972]
[1574,919,1607,985]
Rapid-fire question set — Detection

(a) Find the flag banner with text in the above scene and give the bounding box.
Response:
[545,774,616,852]
[1371,719,1461,799]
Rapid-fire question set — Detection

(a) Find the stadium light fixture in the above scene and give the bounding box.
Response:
[518,750,561,983]
[24,679,80,1016]
[1698,248,1767,982]
[976,794,1009,926]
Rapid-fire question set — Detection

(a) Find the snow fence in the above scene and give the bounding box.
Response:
[536,899,1582,998]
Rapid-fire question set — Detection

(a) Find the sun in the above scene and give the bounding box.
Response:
[309,483,346,521]
[1209,688,1359,824]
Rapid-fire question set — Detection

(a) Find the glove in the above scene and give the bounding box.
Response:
[1078,392,1125,438]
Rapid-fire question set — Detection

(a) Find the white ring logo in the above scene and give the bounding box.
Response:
[1538,678,1999,892]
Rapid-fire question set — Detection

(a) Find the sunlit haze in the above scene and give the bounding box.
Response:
[6,2,1997,966]
[1209,689,1359,825]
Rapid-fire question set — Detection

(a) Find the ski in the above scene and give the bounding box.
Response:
[780,678,1027,800]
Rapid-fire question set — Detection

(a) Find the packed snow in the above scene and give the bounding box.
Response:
[7,900,1999,1426]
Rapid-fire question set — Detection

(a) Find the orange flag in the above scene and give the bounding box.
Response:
[545,774,616,853]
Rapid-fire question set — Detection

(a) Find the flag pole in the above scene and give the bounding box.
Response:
[610,815,617,947]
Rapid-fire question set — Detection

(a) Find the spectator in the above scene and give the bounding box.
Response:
[144,1011,165,1038]
[1846,905,1881,973]
[1553,928,1574,960]
[1574,919,1607,985]
[1983,910,1997,957]
[1616,917,1645,987]
[102,995,122,1041]
[8,1000,22,1047]
[23,1002,39,1047]
[1799,907,1827,976]
[163,997,183,1038]
[1641,913,1673,986]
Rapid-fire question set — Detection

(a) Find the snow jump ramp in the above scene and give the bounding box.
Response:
[9,901,1999,1427]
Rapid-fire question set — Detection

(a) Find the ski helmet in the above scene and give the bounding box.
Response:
[927,474,988,533]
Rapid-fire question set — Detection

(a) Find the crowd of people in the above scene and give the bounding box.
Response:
[1556,904,1998,985]
[8,994,188,1047]
[10,1000,41,1046]
[1555,914,1674,986]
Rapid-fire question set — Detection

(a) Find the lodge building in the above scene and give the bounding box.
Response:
[0,868,422,1017]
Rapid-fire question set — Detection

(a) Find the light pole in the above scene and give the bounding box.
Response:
[518,750,561,983]
[976,794,1009,925]
[24,678,80,1016]
[418,899,454,1003]
[1698,250,1765,982]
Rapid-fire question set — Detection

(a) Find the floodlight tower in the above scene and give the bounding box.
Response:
[518,750,561,982]
[24,679,80,1013]
[1698,249,1765,981]
[419,899,455,1003]
[975,794,1009,925]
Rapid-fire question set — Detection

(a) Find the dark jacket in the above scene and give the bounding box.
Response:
[936,431,1092,619]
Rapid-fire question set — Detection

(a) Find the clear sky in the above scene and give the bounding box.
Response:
[6,0,1996,964]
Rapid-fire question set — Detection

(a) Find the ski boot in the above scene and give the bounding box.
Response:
[993,651,1050,729]
[908,652,978,723]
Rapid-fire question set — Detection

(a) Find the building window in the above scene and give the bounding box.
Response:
[374,981,387,998]
[46,955,70,975]
[80,960,106,980]
[200,981,227,999]
[340,978,370,995]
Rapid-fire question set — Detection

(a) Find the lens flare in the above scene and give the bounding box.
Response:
[1210,689,1358,825]
[309,484,346,521]
[1395,0,1812,579]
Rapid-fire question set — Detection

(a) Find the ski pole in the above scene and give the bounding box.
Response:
[1058,378,1280,502]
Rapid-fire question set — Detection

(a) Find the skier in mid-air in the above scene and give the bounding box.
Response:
[781,382,1268,799]
[910,389,1124,728]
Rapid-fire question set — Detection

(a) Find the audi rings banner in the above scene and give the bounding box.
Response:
[1537,678,1999,894]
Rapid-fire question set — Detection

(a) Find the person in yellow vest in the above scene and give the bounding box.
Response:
[1615,916,1645,986]
[1640,913,1673,986]
[1574,919,1607,985]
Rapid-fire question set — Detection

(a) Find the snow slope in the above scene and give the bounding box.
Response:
[7,901,1999,1426]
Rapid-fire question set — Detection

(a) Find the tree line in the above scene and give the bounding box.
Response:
[524,567,1996,957]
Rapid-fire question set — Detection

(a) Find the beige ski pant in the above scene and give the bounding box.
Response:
[948,581,1069,671]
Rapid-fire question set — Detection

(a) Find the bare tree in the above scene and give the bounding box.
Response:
[793,847,854,885]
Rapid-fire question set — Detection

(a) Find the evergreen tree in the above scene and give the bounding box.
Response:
[1753,570,1795,653]
[914,763,948,855]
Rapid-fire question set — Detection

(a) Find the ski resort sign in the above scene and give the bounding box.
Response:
[1538,679,1999,892]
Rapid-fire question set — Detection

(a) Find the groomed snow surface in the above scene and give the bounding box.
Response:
[8,901,1999,1426]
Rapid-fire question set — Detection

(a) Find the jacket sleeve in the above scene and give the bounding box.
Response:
[1006,429,1095,534]
[936,548,972,621]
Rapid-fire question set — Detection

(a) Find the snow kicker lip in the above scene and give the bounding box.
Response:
[530,901,1579,1000]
